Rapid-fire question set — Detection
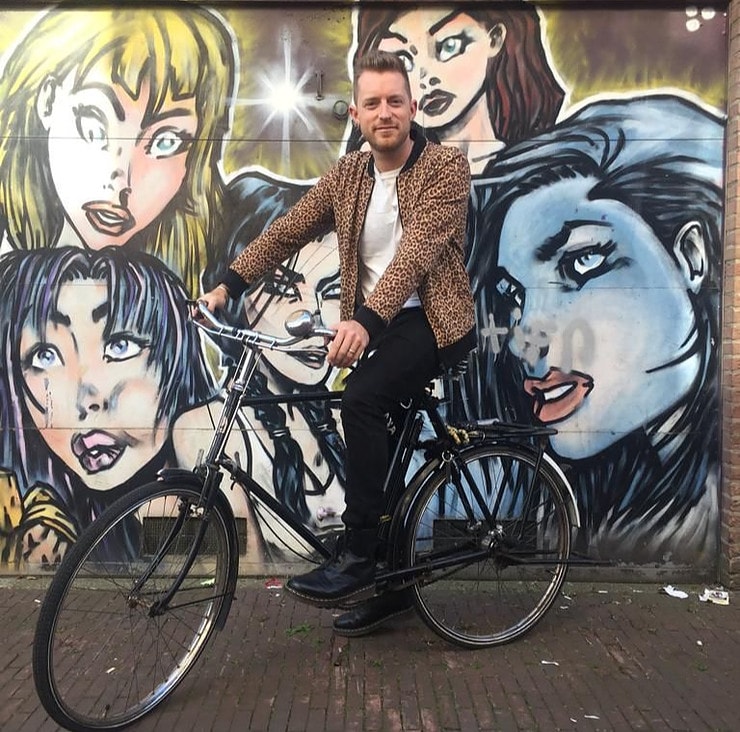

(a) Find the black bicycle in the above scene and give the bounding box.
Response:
[33,304,580,732]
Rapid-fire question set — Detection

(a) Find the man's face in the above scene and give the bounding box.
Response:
[350,69,417,165]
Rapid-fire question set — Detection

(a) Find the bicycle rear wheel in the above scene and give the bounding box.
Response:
[405,443,572,649]
[33,480,237,731]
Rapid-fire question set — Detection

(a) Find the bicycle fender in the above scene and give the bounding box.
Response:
[156,468,205,488]
[541,453,581,528]
[156,467,239,631]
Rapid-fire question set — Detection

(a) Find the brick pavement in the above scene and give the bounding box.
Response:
[1,577,738,731]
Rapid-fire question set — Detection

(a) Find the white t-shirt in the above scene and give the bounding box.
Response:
[358,167,421,308]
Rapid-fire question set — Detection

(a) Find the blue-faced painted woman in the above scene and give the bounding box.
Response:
[461,95,723,564]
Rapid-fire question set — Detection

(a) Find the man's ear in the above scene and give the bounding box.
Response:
[348,103,359,127]
[36,76,58,131]
[673,221,706,293]
[488,23,507,59]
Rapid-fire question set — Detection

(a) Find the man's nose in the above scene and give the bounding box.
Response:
[378,101,392,117]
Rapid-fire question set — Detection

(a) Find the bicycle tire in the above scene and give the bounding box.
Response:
[404,442,572,649]
[33,479,237,731]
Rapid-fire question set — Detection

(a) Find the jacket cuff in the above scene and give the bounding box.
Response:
[353,305,386,340]
[221,269,250,299]
[438,327,477,369]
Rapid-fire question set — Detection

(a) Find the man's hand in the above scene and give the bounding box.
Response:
[327,319,369,368]
[193,284,229,320]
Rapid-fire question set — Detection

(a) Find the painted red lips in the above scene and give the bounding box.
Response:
[83,201,135,237]
[523,368,594,424]
[71,430,126,474]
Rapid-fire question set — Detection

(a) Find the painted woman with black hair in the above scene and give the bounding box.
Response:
[0,246,217,563]
[203,170,348,548]
[462,95,723,565]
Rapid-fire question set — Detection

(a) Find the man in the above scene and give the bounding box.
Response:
[198,51,475,635]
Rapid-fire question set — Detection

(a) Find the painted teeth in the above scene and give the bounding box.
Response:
[541,383,574,402]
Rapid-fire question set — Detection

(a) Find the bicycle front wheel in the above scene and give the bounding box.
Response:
[33,480,237,732]
[405,443,572,649]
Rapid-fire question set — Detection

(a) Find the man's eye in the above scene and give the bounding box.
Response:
[145,128,192,159]
[28,345,64,371]
[104,336,147,362]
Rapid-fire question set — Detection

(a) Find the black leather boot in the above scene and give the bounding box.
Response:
[285,529,377,607]
[333,589,414,637]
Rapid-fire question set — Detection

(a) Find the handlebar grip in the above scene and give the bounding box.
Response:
[192,301,243,339]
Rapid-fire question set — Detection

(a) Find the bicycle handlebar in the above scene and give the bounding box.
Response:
[191,301,336,351]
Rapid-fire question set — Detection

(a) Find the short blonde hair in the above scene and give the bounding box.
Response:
[352,49,412,102]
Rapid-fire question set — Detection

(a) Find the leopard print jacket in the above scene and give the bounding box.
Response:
[222,127,476,366]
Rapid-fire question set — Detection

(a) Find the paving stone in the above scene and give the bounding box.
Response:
[1,578,738,731]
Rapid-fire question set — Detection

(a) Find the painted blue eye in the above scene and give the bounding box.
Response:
[146,128,191,158]
[30,345,64,370]
[436,33,473,63]
[557,242,621,289]
[572,251,606,276]
[104,336,146,362]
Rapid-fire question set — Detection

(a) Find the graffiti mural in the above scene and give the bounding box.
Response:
[460,95,723,564]
[0,246,217,562]
[0,2,728,573]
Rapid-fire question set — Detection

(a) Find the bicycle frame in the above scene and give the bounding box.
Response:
[32,309,591,732]
[153,305,582,611]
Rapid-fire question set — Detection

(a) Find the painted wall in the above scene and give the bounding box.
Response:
[0,3,727,574]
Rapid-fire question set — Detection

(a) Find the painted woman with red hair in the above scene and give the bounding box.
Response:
[346,4,565,173]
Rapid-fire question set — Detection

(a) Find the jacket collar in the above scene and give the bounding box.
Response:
[366,122,428,178]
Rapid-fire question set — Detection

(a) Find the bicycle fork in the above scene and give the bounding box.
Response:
[128,467,227,618]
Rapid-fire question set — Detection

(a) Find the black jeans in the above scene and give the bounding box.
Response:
[340,308,439,530]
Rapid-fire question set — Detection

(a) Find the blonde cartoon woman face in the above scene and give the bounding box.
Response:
[377,8,505,130]
[36,62,199,250]
[20,280,169,491]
